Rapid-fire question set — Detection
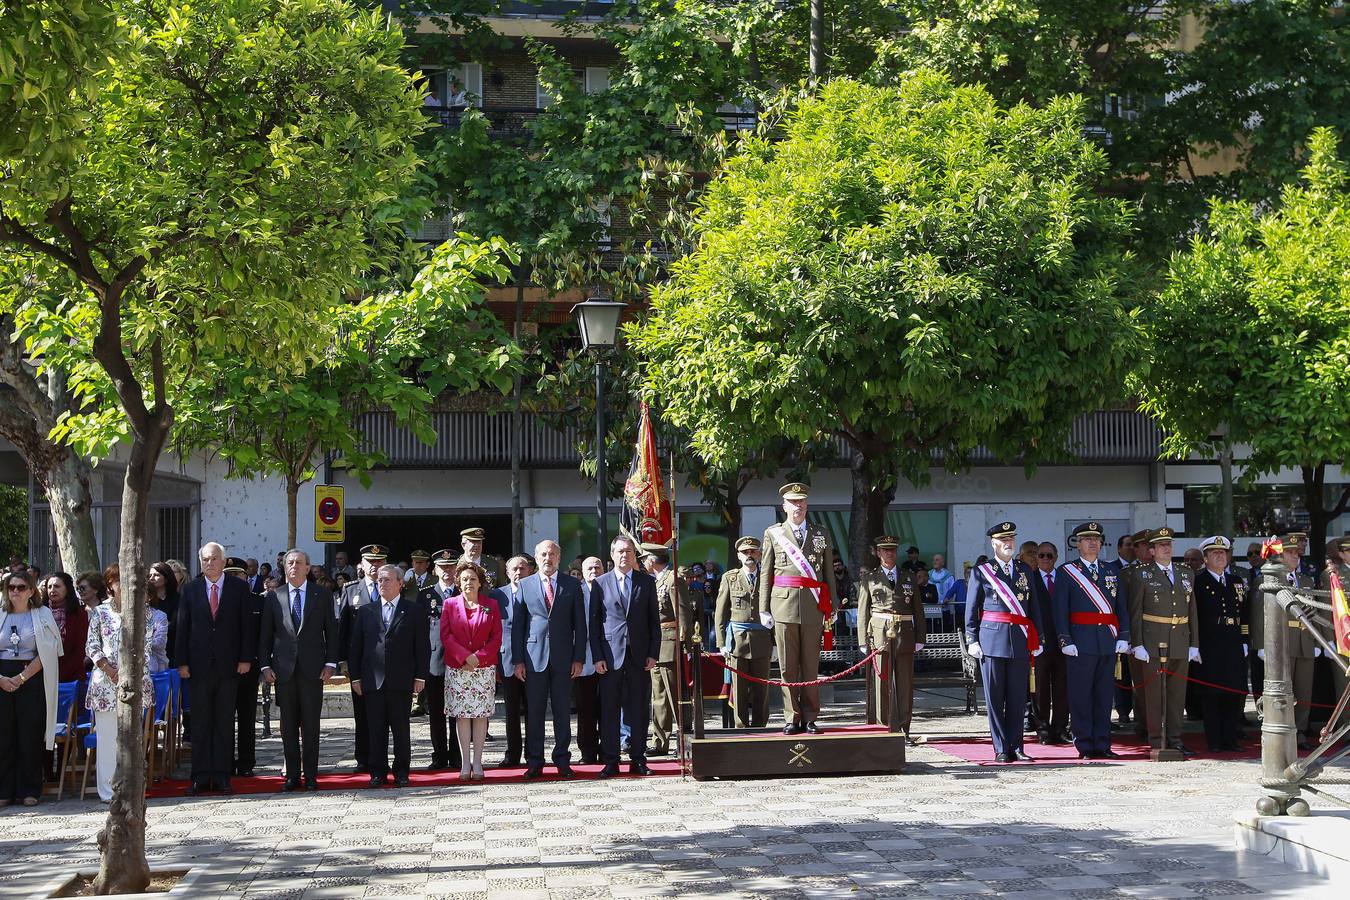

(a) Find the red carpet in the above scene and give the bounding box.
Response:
[145,761,683,798]
[927,731,1260,766]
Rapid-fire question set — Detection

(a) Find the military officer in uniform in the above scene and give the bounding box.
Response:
[1052,522,1131,759]
[338,544,389,773]
[1116,530,1152,734]
[966,522,1043,762]
[758,482,840,735]
[858,535,926,741]
[646,543,695,755]
[406,549,435,591]
[1192,535,1248,752]
[714,536,773,728]
[418,549,462,770]
[1288,532,1318,581]
[1126,527,1200,757]
[1253,535,1320,751]
[458,527,507,591]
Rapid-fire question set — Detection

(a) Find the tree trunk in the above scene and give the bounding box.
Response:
[286,474,300,550]
[509,274,526,555]
[42,451,101,576]
[1219,446,1235,541]
[723,476,742,565]
[847,453,893,579]
[1301,463,1350,571]
[809,0,826,78]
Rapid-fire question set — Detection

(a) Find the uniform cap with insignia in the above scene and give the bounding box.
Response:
[1072,522,1105,540]
[1337,537,1350,551]
[779,482,810,500]
[1280,533,1303,550]
[874,534,901,549]
[431,549,457,567]
[409,549,430,561]
[640,541,671,561]
[987,522,1017,539]
[1130,530,1150,545]
[1199,535,1232,553]
[460,527,485,541]
[359,543,389,561]
[734,536,761,552]
[224,557,247,574]
[1287,531,1308,542]
[1147,527,1175,544]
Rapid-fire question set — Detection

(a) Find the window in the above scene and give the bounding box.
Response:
[591,199,612,251]
[584,67,609,94]
[422,64,482,109]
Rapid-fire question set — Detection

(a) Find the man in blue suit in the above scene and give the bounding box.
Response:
[1052,522,1132,760]
[589,535,661,777]
[965,522,1044,763]
[512,539,587,778]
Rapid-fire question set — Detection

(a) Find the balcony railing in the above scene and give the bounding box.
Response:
[424,105,757,137]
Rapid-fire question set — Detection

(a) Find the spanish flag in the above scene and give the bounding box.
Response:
[1331,570,1350,658]
[620,402,673,547]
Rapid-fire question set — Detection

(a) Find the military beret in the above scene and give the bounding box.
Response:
[359,543,389,561]
[987,522,1017,539]
[734,536,761,552]
[874,535,901,549]
[431,549,458,567]
[779,482,810,500]
[1072,522,1105,540]
[224,557,247,573]
[460,527,485,541]
[1200,535,1232,553]
[1147,527,1175,544]
[409,549,430,561]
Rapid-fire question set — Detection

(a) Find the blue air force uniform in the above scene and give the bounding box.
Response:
[965,522,1043,759]
[1051,522,1131,759]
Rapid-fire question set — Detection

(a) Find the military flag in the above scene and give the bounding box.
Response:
[1330,569,1350,658]
[621,402,673,547]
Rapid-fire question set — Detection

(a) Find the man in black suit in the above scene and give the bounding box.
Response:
[224,557,265,776]
[1030,541,1070,744]
[338,544,386,773]
[349,564,429,787]
[496,555,531,768]
[176,542,255,795]
[260,549,339,791]
[590,535,661,777]
[512,539,587,779]
[418,549,461,772]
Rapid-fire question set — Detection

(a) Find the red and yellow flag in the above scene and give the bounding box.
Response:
[621,402,673,547]
[1330,569,1350,658]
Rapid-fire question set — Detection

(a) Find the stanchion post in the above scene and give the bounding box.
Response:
[692,642,705,739]
[1258,558,1300,815]
[1150,643,1181,762]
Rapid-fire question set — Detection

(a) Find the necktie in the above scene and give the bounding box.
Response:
[369,583,378,604]
[796,525,805,545]
[1164,567,1174,585]
[291,588,302,631]
[1088,563,1098,579]
[748,572,757,591]
[544,576,555,611]
[1046,572,1054,592]
[619,574,630,608]
[209,582,219,619]
[886,569,896,586]
[382,601,394,631]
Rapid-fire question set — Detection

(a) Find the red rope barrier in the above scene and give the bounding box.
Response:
[1113,663,1342,710]
[705,649,881,688]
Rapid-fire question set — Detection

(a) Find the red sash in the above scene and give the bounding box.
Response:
[1062,562,1119,637]
[1070,612,1119,628]
[772,575,835,650]
[979,611,1041,654]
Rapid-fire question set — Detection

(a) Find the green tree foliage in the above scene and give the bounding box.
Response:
[1136,127,1350,564]
[0,1,423,891]
[629,75,1137,568]
[0,484,28,564]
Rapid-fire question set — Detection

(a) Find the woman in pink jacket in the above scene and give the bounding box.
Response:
[440,562,502,781]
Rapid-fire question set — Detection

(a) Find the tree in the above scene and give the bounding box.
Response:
[1135,127,1350,567]
[173,237,521,549]
[629,75,1138,570]
[0,1,423,891]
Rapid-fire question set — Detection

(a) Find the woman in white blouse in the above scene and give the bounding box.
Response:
[84,563,166,802]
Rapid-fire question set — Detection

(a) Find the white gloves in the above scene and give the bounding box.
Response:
[1315,647,1322,658]
[968,642,983,659]
[914,642,924,652]
[1114,640,1129,654]
[1132,646,1150,663]
[1243,645,1248,658]
[1188,647,1202,664]
[1257,648,1265,661]
[759,612,774,629]
[1033,646,1043,657]
[1062,643,1079,657]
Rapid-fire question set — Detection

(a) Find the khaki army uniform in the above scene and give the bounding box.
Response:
[758,520,839,725]
[858,568,926,735]
[714,566,773,727]
[459,554,507,592]
[1254,569,1319,733]
[1127,562,1200,749]
[649,566,695,752]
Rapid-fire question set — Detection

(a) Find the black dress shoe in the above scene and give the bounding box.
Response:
[783,722,803,736]
[803,722,822,735]
[394,776,411,788]
[424,758,447,772]
[994,752,1013,763]
[1100,750,1122,759]
[1036,731,1052,744]
[580,755,599,765]
[524,766,545,779]
[496,757,520,769]
[367,775,386,788]
[236,768,254,778]
[629,762,653,776]
[1168,741,1194,758]
[647,745,670,757]
[1012,749,1034,762]
[281,779,299,793]
[598,764,620,779]
[305,778,319,792]
[556,764,576,779]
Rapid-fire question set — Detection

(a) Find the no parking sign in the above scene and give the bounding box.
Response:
[314,485,345,543]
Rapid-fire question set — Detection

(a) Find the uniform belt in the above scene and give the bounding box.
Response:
[1142,614,1189,626]
[660,621,677,629]
[1070,612,1119,628]
[871,613,913,623]
[1221,617,1239,626]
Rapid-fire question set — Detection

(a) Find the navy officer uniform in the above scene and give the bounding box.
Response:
[965,522,1043,762]
[1051,522,1131,760]
[1192,535,1248,752]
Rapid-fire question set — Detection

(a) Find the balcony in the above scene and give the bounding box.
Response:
[424,105,757,138]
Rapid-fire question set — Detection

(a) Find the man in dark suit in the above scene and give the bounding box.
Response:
[495,555,530,768]
[338,544,387,773]
[349,564,429,787]
[512,539,586,778]
[574,556,605,764]
[224,557,265,777]
[176,542,256,795]
[259,549,339,791]
[1029,541,1070,745]
[418,549,461,771]
[590,535,662,776]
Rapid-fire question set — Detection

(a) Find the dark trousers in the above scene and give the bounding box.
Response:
[574,673,601,762]
[500,672,527,764]
[1032,645,1070,736]
[350,681,368,768]
[525,667,573,767]
[364,686,413,780]
[600,660,651,764]
[980,654,1028,755]
[1249,650,1264,701]
[275,673,323,781]
[1066,653,1115,755]
[424,674,458,767]
[233,667,260,773]
[1201,689,1244,749]
[189,672,239,784]
[0,659,44,801]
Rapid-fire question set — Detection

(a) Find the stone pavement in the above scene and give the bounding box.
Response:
[2,685,1342,898]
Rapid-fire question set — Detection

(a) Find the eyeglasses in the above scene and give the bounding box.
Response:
[1037,553,1056,559]
[6,583,30,591]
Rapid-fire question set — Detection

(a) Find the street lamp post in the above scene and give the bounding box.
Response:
[572,295,626,557]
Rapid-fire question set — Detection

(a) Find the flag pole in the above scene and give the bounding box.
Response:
[669,441,691,777]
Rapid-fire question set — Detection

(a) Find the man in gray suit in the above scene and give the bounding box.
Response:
[495,555,530,768]
[338,544,387,774]
[259,549,339,791]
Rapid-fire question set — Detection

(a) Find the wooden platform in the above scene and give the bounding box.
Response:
[689,725,907,780]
